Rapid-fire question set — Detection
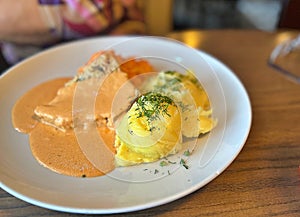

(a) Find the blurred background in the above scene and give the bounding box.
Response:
[144,0,298,35]
[174,0,282,31]
[1,0,299,73]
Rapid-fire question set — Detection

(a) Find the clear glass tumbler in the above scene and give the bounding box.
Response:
[268,34,300,84]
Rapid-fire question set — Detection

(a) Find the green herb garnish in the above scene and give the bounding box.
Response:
[160,161,168,167]
[180,159,189,169]
[168,160,176,164]
[183,150,191,156]
[135,92,175,128]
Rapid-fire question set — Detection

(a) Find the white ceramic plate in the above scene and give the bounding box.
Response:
[0,36,252,214]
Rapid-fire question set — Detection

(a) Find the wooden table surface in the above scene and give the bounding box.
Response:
[1,29,300,216]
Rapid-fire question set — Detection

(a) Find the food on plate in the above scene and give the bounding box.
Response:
[144,71,215,137]
[12,51,152,177]
[114,71,215,166]
[115,92,182,166]
[11,50,215,177]
[33,51,130,132]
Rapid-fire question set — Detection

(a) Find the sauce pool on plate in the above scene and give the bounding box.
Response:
[12,78,114,177]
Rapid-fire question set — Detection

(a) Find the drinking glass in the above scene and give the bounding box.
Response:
[268,34,300,84]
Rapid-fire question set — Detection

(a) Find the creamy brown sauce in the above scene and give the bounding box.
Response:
[12,78,70,133]
[12,57,156,177]
[30,123,104,177]
[12,78,115,177]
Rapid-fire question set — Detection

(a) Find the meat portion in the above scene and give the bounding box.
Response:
[34,51,128,132]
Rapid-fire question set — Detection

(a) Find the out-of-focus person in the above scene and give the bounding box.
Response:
[0,0,146,66]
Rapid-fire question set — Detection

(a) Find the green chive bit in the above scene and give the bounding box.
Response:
[160,161,168,167]
[183,150,191,156]
[167,160,176,164]
[180,159,189,169]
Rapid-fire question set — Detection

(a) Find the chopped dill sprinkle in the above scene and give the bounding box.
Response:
[159,161,168,167]
[165,70,176,75]
[168,77,182,85]
[190,77,199,85]
[135,92,175,128]
[180,159,189,169]
[177,102,191,112]
[168,160,176,164]
[183,150,191,156]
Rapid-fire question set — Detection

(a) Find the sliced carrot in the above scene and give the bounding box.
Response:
[121,59,154,78]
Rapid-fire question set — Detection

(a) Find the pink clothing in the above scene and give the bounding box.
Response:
[1,0,145,64]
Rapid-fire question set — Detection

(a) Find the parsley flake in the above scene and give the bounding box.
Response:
[160,161,168,167]
[180,159,189,169]
[183,150,191,156]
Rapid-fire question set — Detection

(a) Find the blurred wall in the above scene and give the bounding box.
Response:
[173,0,283,31]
